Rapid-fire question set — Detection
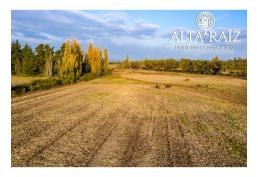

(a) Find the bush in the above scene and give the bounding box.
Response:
[59,77,74,85]
[30,78,61,91]
[12,77,73,96]
[11,83,30,96]
[79,73,96,81]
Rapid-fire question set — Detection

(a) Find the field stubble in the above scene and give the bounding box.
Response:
[12,69,247,167]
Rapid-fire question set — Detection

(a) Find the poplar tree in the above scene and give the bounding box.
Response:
[101,48,109,72]
[71,40,83,79]
[35,44,46,74]
[11,40,22,74]
[95,48,102,73]
[59,39,83,80]
[87,43,95,73]
[209,56,222,75]
[53,43,65,75]
[44,45,54,77]
[124,55,129,68]
[21,44,34,75]
[59,40,70,77]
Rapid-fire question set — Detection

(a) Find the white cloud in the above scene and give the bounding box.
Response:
[11,10,246,60]
[39,32,63,41]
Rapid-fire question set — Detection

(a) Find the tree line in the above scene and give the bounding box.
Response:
[12,39,246,79]
[11,39,109,80]
[121,56,247,77]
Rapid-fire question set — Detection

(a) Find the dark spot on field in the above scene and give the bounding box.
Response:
[154,84,160,89]
[165,84,172,88]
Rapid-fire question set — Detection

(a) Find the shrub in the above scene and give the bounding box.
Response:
[60,77,74,85]
[11,83,30,96]
[30,78,60,91]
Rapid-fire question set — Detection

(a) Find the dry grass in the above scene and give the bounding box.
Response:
[11,75,49,87]
[11,69,247,167]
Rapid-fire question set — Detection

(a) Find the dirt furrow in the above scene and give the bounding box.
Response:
[159,94,192,166]
[11,97,102,149]
[141,114,171,166]
[12,104,103,166]
[11,86,91,116]
[12,86,73,104]
[12,92,87,126]
[87,113,145,167]
[31,109,124,167]
[81,120,119,166]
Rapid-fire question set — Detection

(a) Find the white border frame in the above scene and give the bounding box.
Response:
[1,0,258,177]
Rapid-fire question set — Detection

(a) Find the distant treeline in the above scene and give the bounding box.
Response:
[113,56,247,77]
[11,39,109,80]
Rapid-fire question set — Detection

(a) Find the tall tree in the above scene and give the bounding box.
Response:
[180,59,191,72]
[209,56,222,75]
[53,43,65,75]
[71,40,84,79]
[34,44,46,74]
[82,52,90,75]
[44,45,54,77]
[87,43,95,73]
[94,48,101,73]
[124,55,129,68]
[101,48,109,72]
[21,44,34,75]
[59,39,83,80]
[11,40,22,74]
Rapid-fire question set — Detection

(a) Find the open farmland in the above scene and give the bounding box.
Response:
[11,69,247,167]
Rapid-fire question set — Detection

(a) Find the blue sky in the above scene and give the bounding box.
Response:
[12,10,247,60]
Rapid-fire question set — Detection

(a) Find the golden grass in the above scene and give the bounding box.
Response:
[11,75,49,87]
[11,69,247,167]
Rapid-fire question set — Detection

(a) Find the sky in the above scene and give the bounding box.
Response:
[11,10,247,60]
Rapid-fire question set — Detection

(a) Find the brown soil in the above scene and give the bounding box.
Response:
[12,70,247,167]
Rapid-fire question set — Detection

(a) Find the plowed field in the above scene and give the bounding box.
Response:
[12,70,247,167]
